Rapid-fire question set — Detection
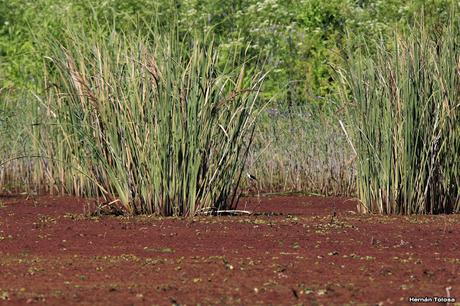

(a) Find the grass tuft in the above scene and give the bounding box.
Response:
[340,10,459,214]
[44,28,264,216]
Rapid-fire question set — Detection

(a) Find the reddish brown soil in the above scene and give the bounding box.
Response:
[0,195,459,305]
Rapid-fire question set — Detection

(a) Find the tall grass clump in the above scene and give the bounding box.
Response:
[340,11,459,214]
[44,28,264,216]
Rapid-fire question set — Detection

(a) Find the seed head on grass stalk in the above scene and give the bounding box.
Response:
[45,25,265,216]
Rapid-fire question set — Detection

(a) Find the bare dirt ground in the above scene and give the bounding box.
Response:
[0,194,459,305]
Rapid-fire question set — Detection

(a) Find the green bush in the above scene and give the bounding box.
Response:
[1,0,456,102]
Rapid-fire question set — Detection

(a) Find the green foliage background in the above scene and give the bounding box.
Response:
[1,0,455,103]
